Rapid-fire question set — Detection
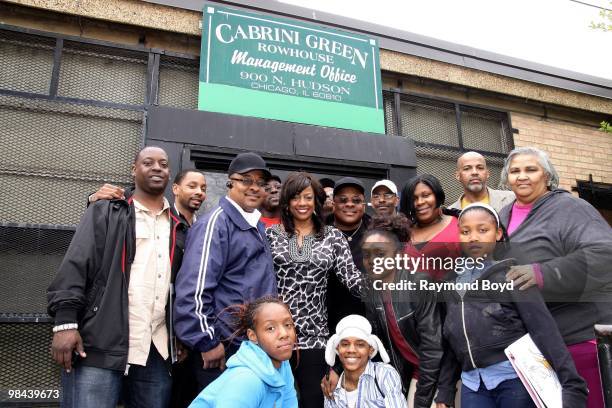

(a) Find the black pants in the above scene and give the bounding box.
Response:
[189,342,240,393]
[170,358,198,408]
[290,348,327,408]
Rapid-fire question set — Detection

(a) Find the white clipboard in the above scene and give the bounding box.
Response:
[504,334,562,408]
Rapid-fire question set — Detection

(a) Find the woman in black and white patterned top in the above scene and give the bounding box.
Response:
[266,171,363,408]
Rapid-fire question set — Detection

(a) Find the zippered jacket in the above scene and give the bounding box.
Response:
[436,259,588,407]
[365,271,442,408]
[173,196,277,353]
[499,189,612,345]
[47,191,187,371]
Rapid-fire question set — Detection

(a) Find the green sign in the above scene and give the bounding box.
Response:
[199,5,385,133]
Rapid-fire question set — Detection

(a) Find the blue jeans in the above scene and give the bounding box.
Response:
[461,378,536,408]
[61,344,171,408]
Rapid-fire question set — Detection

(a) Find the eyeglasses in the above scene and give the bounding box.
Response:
[334,196,365,205]
[372,193,396,200]
[230,177,267,189]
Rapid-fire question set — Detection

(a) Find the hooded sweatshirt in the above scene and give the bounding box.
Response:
[189,341,297,408]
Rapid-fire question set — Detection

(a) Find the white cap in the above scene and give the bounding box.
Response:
[371,179,398,196]
[325,315,390,366]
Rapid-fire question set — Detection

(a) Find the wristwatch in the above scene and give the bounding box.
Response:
[53,323,78,333]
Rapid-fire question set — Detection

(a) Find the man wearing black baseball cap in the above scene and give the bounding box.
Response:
[174,152,277,392]
[326,176,370,332]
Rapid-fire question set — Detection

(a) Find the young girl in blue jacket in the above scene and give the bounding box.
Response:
[435,203,587,408]
[189,296,298,408]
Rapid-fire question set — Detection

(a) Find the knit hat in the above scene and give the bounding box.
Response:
[325,315,390,366]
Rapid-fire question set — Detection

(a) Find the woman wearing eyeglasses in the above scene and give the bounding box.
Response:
[399,174,462,281]
[266,171,364,408]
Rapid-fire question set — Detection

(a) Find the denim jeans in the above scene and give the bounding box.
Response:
[61,344,171,408]
[461,378,536,408]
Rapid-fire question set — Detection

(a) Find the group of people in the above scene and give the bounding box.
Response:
[47,146,612,408]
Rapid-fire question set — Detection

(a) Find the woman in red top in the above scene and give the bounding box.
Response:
[400,174,461,281]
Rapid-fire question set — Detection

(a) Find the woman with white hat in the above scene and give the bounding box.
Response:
[324,314,407,408]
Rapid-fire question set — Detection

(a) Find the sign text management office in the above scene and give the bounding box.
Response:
[199,4,385,134]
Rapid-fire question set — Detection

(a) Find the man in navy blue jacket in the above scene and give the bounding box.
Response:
[173,152,278,390]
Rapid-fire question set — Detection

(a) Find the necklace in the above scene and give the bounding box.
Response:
[287,233,313,263]
[340,220,362,242]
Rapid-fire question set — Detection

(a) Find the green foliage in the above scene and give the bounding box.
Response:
[590,2,612,31]
[599,121,612,133]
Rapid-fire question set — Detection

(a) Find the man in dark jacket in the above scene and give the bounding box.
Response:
[173,152,278,391]
[47,146,188,408]
[327,177,370,332]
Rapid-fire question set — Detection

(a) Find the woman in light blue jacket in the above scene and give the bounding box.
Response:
[189,296,298,408]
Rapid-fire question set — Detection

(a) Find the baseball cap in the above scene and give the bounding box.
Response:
[228,152,271,178]
[268,174,282,183]
[371,179,398,196]
[319,178,335,189]
[334,177,365,195]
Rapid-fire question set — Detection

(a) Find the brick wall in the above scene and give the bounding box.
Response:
[511,112,612,193]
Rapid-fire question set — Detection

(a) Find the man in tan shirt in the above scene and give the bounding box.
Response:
[48,146,189,408]
[449,151,515,212]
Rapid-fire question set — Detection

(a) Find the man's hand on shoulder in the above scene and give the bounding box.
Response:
[51,329,86,372]
[88,184,125,203]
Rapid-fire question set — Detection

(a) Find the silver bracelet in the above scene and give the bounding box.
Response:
[52,323,78,333]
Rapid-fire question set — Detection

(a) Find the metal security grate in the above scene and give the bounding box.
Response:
[58,41,148,105]
[460,105,512,154]
[0,94,142,226]
[158,55,199,109]
[414,145,464,202]
[414,145,506,204]
[384,89,513,198]
[399,94,459,147]
[0,30,55,95]
[382,90,397,135]
[0,323,60,405]
[0,95,142,181]
[0,226,75,315]
[0,173,121,226]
